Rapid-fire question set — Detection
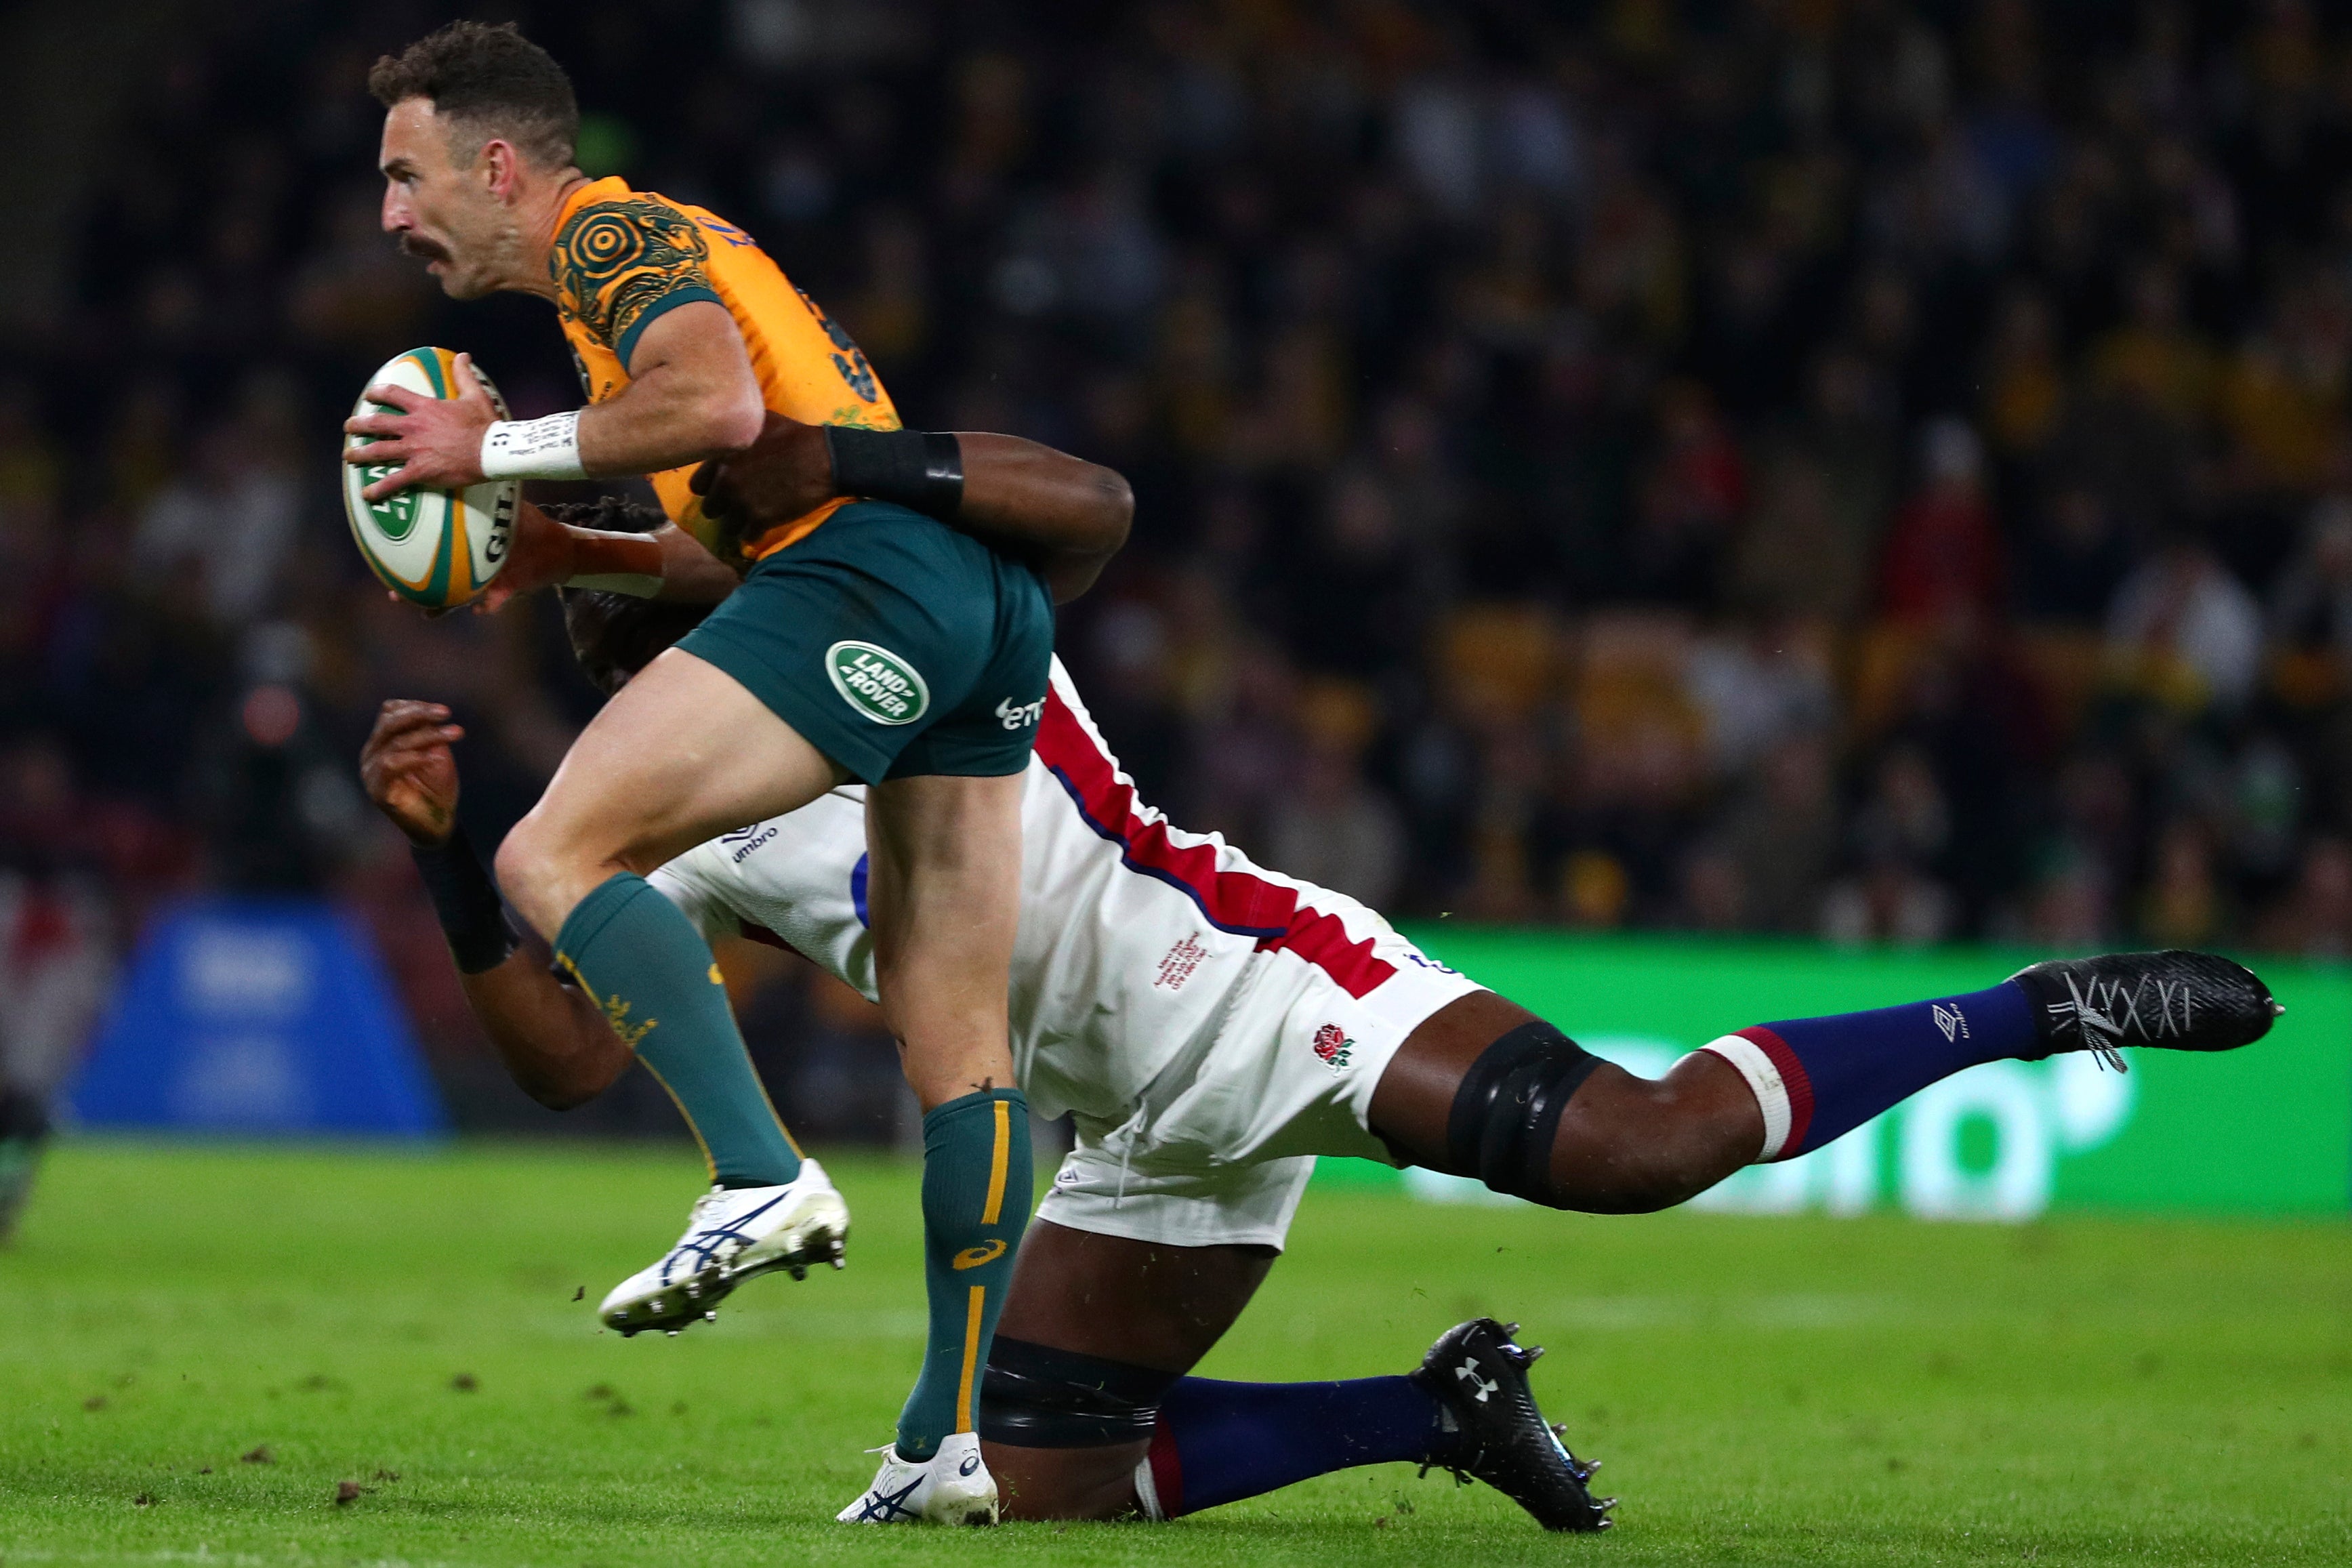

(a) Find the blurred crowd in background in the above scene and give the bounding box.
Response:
[8,0,2352,1130]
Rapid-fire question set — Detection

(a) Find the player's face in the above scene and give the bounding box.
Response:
[377,98,510,301]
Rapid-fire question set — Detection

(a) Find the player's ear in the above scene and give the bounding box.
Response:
[480,137,520,199]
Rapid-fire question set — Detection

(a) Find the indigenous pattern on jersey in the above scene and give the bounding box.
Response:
[548,176,900,560]
[650,659,1480,1171]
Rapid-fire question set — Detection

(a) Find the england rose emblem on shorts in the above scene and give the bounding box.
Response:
[1312,1023,1354,1071]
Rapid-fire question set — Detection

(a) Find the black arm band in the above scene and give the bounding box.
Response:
[824,426,964,520]
[410,827,519,975]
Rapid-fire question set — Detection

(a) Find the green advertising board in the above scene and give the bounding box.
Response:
[1323,931,2352,1219]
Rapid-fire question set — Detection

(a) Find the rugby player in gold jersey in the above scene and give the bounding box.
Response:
[342,21,1123,1523]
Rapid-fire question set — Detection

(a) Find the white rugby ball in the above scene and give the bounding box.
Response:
[342,346,519,609]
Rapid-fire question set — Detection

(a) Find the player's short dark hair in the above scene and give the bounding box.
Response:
[369,21,579,169]
[545,498,714,695]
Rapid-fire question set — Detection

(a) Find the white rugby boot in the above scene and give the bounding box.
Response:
[835,1432,999,1526]
[598,1159,848,1336]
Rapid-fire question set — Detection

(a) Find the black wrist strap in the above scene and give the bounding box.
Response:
[411,827,519,975]
[825,426,964,520]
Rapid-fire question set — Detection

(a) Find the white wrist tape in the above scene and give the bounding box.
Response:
[480,411,587,481]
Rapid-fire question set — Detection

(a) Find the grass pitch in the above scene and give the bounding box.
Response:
[0,1143,2345,1567]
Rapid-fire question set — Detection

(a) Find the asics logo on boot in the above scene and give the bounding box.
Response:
[1456,1358,1499,1402]
[660,1192,789,1283]
[959,1452,982,1477]
[857,1477,922,1523]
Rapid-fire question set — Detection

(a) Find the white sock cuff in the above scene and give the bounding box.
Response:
[1693,1035,1794,1161]
[1132,1453,1165,1521]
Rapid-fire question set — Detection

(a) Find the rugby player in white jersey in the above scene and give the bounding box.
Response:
[365,487,2280,1531]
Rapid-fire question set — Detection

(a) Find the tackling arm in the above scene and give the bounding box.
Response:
[360,701,630,1109]
[691,414,1134,604]
[476,501,741,613]
[459,943,632,1111]
[955,432,1136,602]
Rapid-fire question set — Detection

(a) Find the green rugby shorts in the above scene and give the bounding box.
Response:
[676,501,1052,783]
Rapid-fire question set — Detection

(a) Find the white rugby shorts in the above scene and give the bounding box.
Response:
[1033,915,1482,1251]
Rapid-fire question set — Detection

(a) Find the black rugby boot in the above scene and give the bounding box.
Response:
[2009,950,2282,1072]
[1410,1317,1613,1532]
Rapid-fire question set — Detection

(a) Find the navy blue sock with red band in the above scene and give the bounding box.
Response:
[1701,981,2036,1161]
[1140,1375,1440,1517]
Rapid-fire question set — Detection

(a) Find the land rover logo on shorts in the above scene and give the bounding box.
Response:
[827,640,930,725]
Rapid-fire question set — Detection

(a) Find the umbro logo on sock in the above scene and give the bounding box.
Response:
[1933,1004,1968,1041]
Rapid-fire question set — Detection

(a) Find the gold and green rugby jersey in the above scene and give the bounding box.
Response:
[549,176,899,559]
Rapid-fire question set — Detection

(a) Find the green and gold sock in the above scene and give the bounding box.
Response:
[895,1087,1031,1460]
[553,873,802,1188]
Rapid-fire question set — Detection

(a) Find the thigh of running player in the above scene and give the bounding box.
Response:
[984,1219,1275,1520]
[498,645,844,935]
[499,502,1052,1089]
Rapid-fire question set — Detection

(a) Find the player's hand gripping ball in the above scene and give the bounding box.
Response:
[341,348,518,609]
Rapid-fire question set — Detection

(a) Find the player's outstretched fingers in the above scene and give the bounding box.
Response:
[366,701,459,748]
[361,703,463,777]
[350,364,497,499]
[344,382,428,438]
[363,701,459,750]
[345,381,427,494]
[360,463,420,503]
[360,701,465,844]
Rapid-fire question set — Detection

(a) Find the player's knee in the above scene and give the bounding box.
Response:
[981,1336,1172,1447]
[1421,1025,1735,1212]
[979,1336,1176,1520]
[493,810,612,936]
[491,819,556,921]
[1427,1021,1605,1208]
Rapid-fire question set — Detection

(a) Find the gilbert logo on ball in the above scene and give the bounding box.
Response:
[827,640,930,724]
[341,347,519,609]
